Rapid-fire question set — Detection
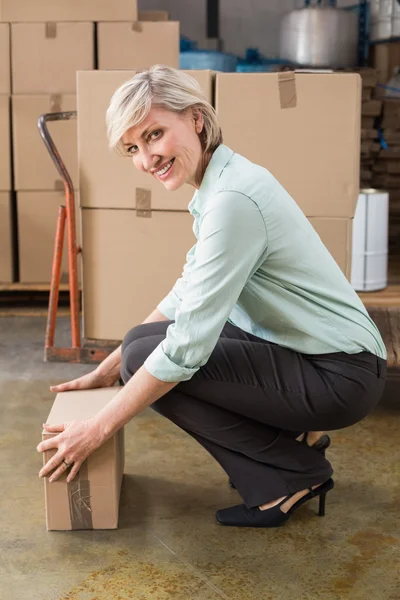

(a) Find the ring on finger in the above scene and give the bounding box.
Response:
[62,459,71,467]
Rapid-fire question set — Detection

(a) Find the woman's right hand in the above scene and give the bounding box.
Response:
[49,368,120,394]
[50,345,123,393]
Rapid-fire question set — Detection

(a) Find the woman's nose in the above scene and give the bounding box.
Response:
[141,149,159,172]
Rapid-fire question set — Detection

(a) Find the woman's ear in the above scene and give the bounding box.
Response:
[192,108,204,134]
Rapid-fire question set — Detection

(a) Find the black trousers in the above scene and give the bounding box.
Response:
[120,320,387,508]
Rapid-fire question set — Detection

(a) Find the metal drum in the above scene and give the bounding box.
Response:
[279,5,358,68]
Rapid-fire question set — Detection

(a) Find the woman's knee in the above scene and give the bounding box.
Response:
[120,334,165,383]
[120,339,146,383]
[121,320,172,355]
[121,324,148,356]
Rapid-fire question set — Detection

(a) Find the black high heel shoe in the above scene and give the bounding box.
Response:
[216,478,334,527]
[228,432,331,490]
[302,432,331,455]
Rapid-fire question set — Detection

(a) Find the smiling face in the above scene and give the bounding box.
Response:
[121,105,205,190]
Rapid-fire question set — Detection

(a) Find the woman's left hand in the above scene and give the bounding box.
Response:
[37,419,103,483]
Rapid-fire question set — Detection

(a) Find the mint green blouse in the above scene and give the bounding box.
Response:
[143,145,386,383]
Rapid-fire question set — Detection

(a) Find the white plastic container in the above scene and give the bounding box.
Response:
[370,19,392,41]
[351,189,389,291]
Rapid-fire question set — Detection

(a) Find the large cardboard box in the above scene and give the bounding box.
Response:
[81,211,352,341]
[17,191,81,283]
[81,208,195,340]
[12,95,77,191]
[11,23,94,94]
[0,23,10,94]
[77,70,213,209]
[78,69,213,340]
[216,72,361,218]
[0,0,137,22]
[0,192,12,282]
[139,10,169,21]
[309,217,352,280]
[43,388,125,530]
[0,95,11,190]
[97,22,179,70]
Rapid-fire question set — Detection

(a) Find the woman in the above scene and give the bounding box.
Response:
[37,65,387,528]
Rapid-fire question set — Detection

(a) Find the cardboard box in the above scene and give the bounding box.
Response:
[361,116,375,129]
[139,10,169,21]
[43,388,125,531]
[309,217,352,280]
[371,41,400,85]
[81,208,195,340]
[362,87,372,101]
[383,98,400,119]
[17,191,81,283]
[382,129,400,143]
[372,173,400,188]
[358,67,378,88]
[216,72,361,218]
[0,23,10,94]
[77,70,213,209]
[81,211,352,341]
[11,22,94,94]
[381,115,400,129]
[78,70,213,340]
[362,100,382,117]
[0,0,137,22]
[12,95,77,191]
[0,192,12,282]
[97,22,179,70]
[380,147,400,159]
[360,140,381,154]
[374,159,400,174]
[361,128,378,140]
[0,95,10,190]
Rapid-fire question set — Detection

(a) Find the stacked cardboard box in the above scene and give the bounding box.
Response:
[78,70,361,342]
[11,18,95,282]
[3,1,180,284]
[97,21,179,70]
[372,99,400,258]
[216,71,361,282]
[0,23,12,282]
[358,68,381,187]
[77,69,209,341]
[0,0,138,21]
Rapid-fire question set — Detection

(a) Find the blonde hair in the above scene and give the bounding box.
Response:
[106,65,222,157]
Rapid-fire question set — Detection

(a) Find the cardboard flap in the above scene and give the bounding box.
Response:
[46,387,123,424]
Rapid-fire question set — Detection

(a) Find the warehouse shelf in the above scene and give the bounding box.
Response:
[359,284,400,307]
[0,283,71,292]
[369,37,400,45]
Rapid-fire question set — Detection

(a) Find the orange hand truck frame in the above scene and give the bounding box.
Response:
[38,111,119,363]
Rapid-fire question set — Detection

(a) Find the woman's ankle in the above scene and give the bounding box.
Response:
[296,431,324,445]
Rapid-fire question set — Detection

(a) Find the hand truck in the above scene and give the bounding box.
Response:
[38,111,119,363]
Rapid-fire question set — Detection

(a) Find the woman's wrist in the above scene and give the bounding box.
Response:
[96,346,122,379]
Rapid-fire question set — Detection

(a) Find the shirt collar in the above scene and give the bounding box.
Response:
[188,144,234,214]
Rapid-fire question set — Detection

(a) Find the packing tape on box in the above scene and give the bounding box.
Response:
[136,188,151,218]
[45,22,57,38]
[50,94,62,113]
[277,72,297,109]
[67,460,93,530]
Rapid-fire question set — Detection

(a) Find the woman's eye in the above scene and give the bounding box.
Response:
[150,130,162,140]
[127,145,137,155]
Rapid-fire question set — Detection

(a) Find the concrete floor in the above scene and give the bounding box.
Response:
[1,315,399,600]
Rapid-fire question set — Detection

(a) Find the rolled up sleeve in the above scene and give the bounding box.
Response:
[156,243,197,320]
[144,191,268,382]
